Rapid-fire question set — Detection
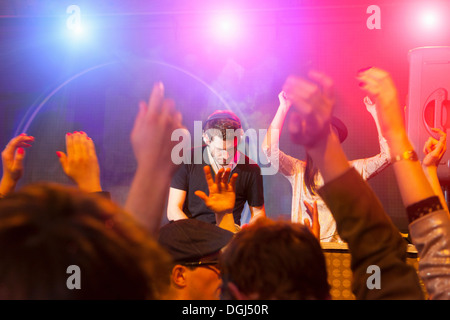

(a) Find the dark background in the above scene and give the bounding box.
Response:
[1,0,449,231]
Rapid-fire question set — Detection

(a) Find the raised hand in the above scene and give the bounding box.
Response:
[422,128,447,168]
[0,133,34,196]
[278,91,292,110]
[421,128,449,213]
[125,82,185,234]
[363,95,377,114]
[195,166,238,215]
[195,166,238,232]
[303,200,320,240]
[130,82,183,174]
[356,67,404,141]
[282,70,335,147]
[56,131,102,192]
[357,67,435,208]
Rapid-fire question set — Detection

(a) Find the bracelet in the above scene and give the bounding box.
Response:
[391,150,418,163]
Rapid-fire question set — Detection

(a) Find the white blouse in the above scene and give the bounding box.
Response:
[263,135,390,242]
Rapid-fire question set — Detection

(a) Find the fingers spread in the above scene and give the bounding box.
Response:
[221,168,232,189]
[203,165,215,190]
[229,173,238,192]
[4,134,34,156]
[194,190,208,202]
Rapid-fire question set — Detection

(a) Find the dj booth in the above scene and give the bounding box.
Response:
[321,242,425,299]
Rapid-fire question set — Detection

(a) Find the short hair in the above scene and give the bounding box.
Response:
[220,219,330,300]
[203,110,243,141]
[0,183,172,299]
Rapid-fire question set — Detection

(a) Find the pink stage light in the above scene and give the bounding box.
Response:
[420,9,441,30]
[211,12,241,43]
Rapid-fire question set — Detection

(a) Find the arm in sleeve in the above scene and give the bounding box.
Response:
[318,168,424,300]
[408,201,450,300]
[350,133,391,181]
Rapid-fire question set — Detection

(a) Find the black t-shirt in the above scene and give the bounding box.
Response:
[170,146,264,225]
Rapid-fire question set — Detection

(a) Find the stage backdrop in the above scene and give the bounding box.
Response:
[1,0,449,231]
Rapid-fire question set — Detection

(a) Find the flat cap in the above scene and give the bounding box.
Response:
[158,219,234,263]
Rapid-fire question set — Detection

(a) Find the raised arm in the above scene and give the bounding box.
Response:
[261,92,300,176]
[261,91,291,155]
[357,67,450,299]
[356,68,435,207]
[125,82,184,235]
[421,128,449,213]
[350,96,391,180]
[283,71,349,182]
[0,134,34,197]
[283,69,424,299]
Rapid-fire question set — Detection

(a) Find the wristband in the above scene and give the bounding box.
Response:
[406,196,443,223]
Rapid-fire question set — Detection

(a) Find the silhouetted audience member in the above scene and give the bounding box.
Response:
[282,69,424,299]
[1,131,104,196]
[158,219,233,300]
[125,82,184,235]
[220,218,330,300]
[0,133,34,198]
[357,67,450,299]
[0,83,185,299]
[0,182,172,299]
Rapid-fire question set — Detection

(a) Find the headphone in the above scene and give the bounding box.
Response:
[202,110,243,146]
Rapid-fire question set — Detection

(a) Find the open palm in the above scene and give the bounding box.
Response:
[195,166,238,215]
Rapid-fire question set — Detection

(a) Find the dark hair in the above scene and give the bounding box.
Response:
[220,219,330,300]
[304,153,319,195]
[0,183,172,299]
[203,111,242,142]
[204,118,242,141]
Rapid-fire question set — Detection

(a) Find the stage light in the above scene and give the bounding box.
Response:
[420,10,440,29]
[212,12,241,43]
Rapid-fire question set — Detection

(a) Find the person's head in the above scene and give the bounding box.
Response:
[158,219,234,300]
[220,218,330,300]
[203,110,243,165]
[0,182,172,299]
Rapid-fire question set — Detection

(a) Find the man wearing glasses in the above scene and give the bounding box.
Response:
[157,218,233,300]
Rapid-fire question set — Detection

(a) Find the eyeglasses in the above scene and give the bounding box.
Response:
[182,261,219,268]
[182,261,221,276]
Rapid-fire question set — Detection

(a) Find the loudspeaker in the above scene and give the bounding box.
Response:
[407,46,450,182]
